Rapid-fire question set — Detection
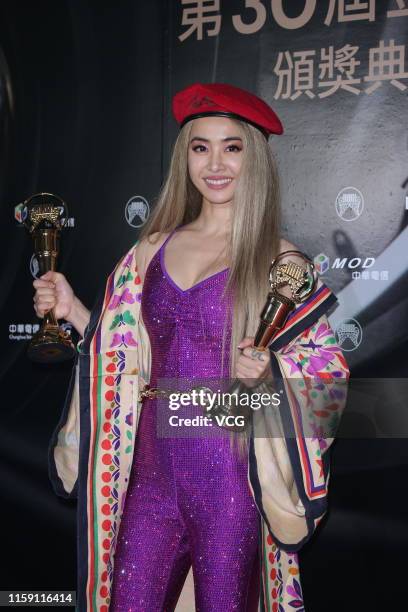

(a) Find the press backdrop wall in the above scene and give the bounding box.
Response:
[1,2,407,611]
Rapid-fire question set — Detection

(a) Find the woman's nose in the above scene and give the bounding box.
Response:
[207,148,224,172]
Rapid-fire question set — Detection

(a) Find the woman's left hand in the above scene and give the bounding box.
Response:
[235,337,272,388]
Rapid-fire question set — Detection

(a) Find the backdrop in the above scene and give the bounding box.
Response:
[1,1,407,610]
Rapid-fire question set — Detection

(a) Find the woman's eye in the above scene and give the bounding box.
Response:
[226,144,242,152]
[192,145,207,152]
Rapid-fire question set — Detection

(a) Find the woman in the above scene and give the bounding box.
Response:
[34,83,349,611]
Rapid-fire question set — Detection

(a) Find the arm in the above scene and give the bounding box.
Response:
[67,296,91,337]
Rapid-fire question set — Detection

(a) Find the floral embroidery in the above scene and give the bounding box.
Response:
[91,255,140,612]
[286,577,304,610]
[97,350,125,610]
[110,331,138,348]
[109,310,137,330]
[264,530,303,611]
[108,287,136,310]
[117,270,134,288]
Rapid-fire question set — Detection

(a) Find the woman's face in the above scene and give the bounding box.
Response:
[187,116,244,207]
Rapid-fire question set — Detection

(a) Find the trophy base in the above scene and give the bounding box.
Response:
[27,329,76,363]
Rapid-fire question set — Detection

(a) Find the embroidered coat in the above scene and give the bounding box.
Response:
[48,241,349,612]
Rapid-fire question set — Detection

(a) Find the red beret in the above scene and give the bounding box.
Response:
[172,82,284,138]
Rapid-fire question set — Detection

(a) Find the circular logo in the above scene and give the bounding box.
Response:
[125,196,150,228]
[30,254,40,279]
[335,317,363,351]
[335,187,364,221]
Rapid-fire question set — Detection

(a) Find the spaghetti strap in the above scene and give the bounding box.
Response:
[143,226,182,284]
[157,225,181,253]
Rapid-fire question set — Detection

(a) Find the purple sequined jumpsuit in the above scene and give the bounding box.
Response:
[110,228,261,611]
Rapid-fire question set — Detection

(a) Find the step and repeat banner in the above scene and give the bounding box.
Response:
[1,2,407,611]
[167,0,408,375]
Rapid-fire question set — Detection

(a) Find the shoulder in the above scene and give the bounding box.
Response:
[279,238,303,263]
[136,231,171,260]
[279,237,298,254]
[134,231,171,282]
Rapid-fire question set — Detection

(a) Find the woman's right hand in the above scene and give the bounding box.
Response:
[33,271,75,321]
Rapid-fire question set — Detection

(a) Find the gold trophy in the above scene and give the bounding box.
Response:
[202,251,318,431]
[23,192,76,363]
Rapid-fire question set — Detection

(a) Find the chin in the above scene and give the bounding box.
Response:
[202,189,235,206]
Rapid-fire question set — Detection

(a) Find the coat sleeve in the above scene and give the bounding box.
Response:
[47,290,104,500]
[46,258,126,499]
[248,313,349,552]
[47,355,80,499]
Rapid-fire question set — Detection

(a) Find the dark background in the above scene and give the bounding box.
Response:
[1,1,407,610]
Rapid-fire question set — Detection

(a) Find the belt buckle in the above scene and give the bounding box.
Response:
[139,384,154,402]
[138,385,168,402]
[138,384,211,403]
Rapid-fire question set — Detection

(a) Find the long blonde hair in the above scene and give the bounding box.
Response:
[139,119,281,457]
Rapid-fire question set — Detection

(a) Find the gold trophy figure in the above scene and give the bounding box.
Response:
[202,251,318,431]
[23,192,76,363]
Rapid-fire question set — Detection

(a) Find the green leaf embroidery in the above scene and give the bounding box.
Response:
[123,310,136,326]
[109,315,121,330]
[117,270,134,287]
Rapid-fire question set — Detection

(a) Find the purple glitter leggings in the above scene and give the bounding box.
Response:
[110,228,261,611]
[110,405,261,611]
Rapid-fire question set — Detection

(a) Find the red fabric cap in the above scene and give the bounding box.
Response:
[172,82,284,136]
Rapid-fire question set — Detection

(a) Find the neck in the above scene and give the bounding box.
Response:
[192,198,231,236]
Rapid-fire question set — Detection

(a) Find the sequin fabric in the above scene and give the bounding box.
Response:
[110,228,261,611]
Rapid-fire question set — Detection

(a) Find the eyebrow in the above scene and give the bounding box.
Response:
[190,136,243,143]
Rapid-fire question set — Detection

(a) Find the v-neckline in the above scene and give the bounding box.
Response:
[159,229,229,294]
